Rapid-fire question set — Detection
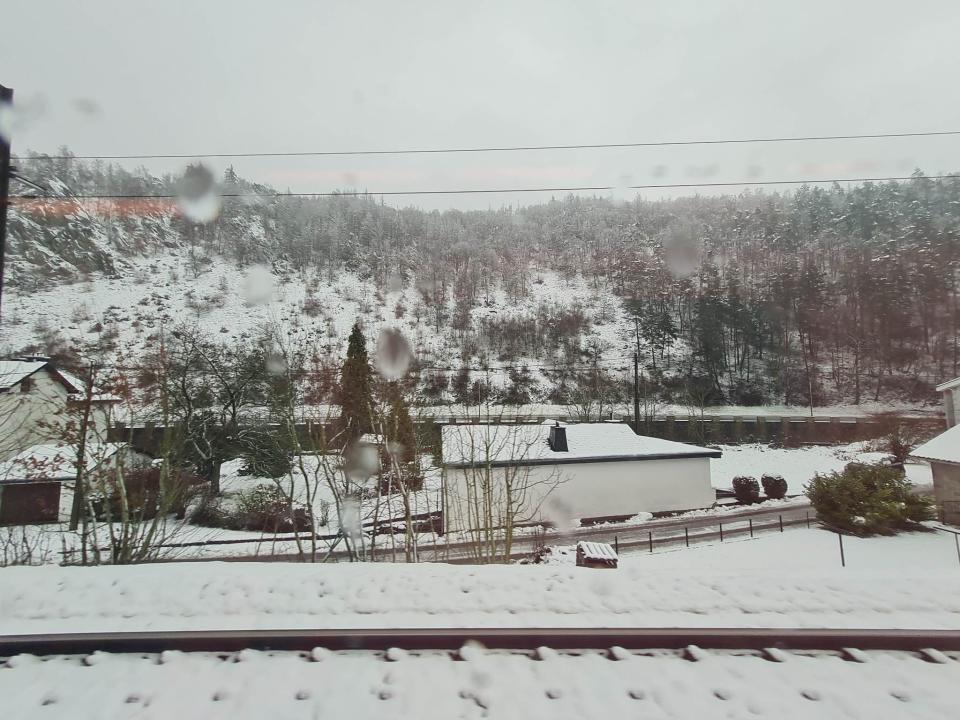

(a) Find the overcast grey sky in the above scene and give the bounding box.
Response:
[4,0,960,209]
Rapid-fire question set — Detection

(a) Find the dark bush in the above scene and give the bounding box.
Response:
[761,474,788,499]
[235,485,311,533]
[191,485,311,533]
[732,476,761,504]
[729,379,767,406]
[805,462,933,535]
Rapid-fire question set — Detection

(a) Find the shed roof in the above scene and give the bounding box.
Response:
[0,360,47,389]
[909,424,960,465]
[0,443,127,483]
[441,422,720,468]
[577,541,619,561]
[935,376,960,392]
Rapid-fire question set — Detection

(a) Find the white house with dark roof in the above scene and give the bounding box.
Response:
[0,357,119,462]
[0,442,148,524]
[441,421,720,534]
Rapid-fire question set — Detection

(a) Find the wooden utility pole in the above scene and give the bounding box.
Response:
[0,84,12,320]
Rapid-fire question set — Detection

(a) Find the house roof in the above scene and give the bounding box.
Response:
[0,443,127,483]
[909,424,960,465]
[0,360,48,389]
[441,422,721,468]
[0,359,120,402]
[935,376,960,392]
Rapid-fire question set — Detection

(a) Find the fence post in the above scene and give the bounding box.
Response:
[954,534,959,568]
[719,522,723,542]
[749,518,754,538]
[615,535,619,556]
[648,531,653,553]
[684,527,689,547]
[779,515,784,533]
[806,512,810,529]
[838,532,845,567]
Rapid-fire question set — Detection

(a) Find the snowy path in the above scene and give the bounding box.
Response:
[3,529,959,634]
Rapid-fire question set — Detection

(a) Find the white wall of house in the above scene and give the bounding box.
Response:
[943,386,958,428]
[0,369,112,461]
[443,457,714,534]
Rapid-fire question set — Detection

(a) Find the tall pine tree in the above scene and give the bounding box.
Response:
[337,322,373,440]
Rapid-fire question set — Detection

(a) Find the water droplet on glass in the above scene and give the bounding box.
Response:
[543,496,577,534]
[0,94,46,144]
[662,226,701,278]
[387,272,404,293]
[375,328,413,380]
[176,164,222,224]
[72,98,100,116]
[265,353,286,375]
[340,496,363,542]
[0,101,15,144]
[344,441,380,484]
[243,264,276,306]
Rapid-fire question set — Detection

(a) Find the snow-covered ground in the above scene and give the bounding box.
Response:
[3,645,956,720]
[5,442,934,564]
[3,527,959,634]
[709,441,932,491]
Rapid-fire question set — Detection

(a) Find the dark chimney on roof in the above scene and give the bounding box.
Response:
[548,423,568,452]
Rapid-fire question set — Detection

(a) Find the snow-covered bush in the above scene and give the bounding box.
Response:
[805,462,933,535]
[191,486,311,533]
[761,474,788,499]
[732,476,761,504]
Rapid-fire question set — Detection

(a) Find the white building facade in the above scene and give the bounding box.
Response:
[441,422,719,535]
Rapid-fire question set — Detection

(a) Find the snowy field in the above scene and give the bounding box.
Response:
[2,645,956,720]
[709,441,932,491]
[6,442,934,564]
[3,527,959,634]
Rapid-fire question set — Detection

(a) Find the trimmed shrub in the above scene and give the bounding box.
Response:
[805,462,933,535]
[732,476,761,504]
[190,485,312,533]
[235,485,311,533]
[761,474,788,499]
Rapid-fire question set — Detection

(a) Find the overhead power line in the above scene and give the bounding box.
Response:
[11,130,960,162]
[10,174,957,201]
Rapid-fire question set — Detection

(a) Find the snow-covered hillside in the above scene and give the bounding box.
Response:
[0,249,633,399]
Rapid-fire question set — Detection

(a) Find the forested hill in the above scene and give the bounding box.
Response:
[5,150,960,408]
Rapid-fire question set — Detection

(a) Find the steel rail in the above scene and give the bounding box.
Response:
[2,628,959,655]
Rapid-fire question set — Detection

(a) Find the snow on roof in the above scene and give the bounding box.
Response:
[442,422,720,467]
[56,367,122,402]
[909,424,960,465]
[577,540,618,561]
[0,443,127,482]
[936,376,960,392]
[0,360,47,389]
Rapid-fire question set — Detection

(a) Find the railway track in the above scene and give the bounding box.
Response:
[3,627,960,655]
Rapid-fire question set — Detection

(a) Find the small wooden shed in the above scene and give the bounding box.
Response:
[576,541,619,569]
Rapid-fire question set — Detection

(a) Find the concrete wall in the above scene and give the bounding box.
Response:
[443,457,715,534]
[931,461,960,525]
[0,369,111,462]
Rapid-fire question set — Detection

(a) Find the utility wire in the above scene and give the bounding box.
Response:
[11,129,960,161]
[9,174,957,201]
